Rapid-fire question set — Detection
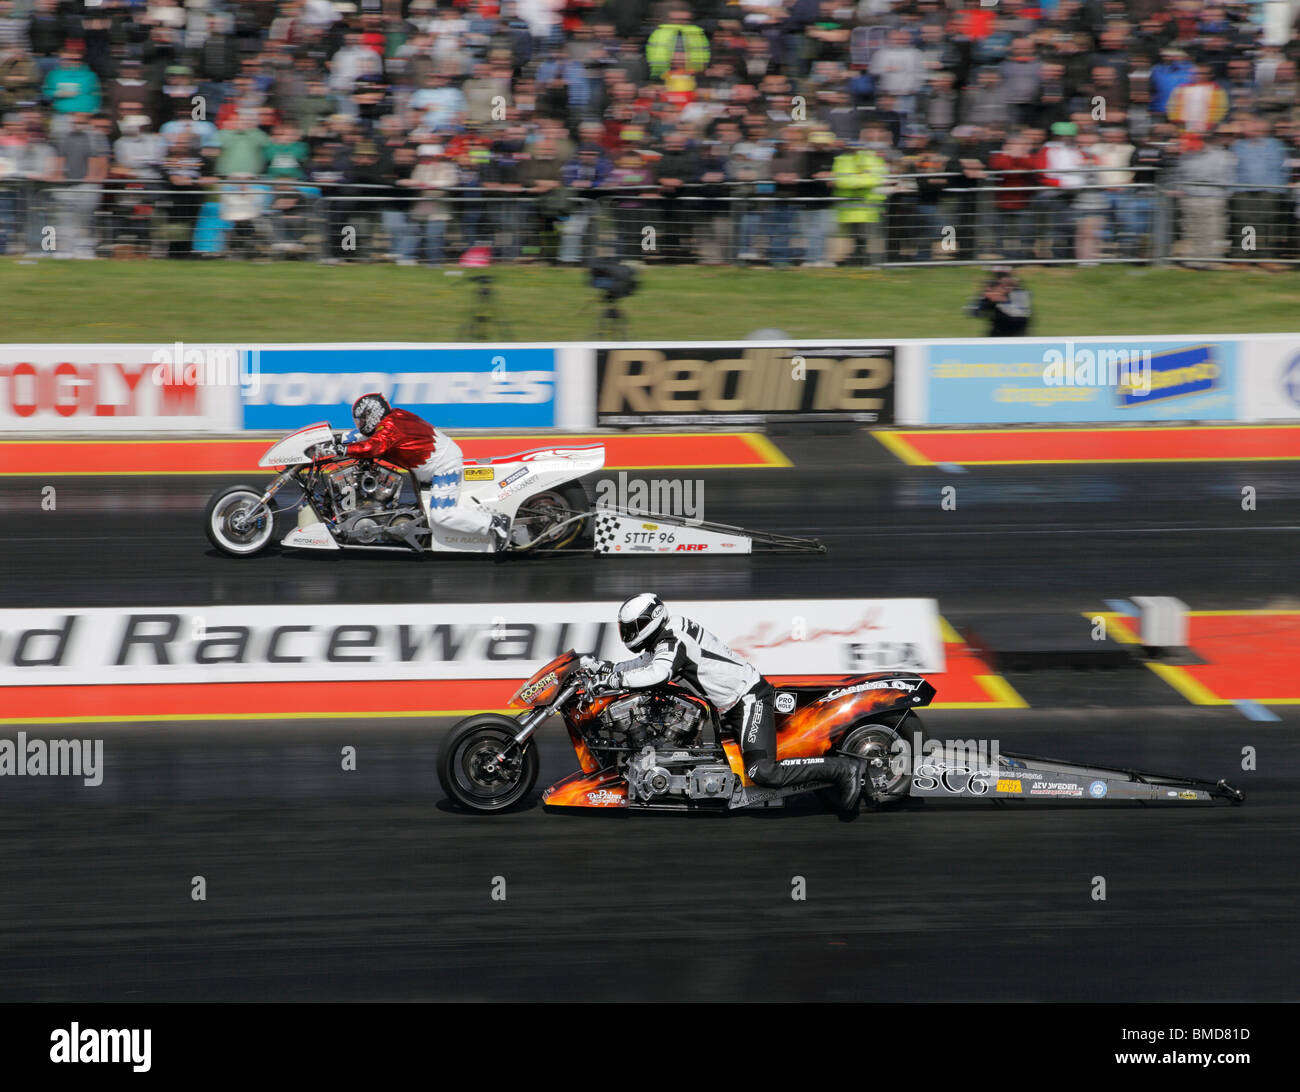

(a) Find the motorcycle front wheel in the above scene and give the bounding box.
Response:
[205,484,276,557]
[438,714,539,812]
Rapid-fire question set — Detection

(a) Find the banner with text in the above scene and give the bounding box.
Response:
[598,345,895,425]
[0,599,944,688]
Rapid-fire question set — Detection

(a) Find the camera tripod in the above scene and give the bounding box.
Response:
[457,274,514,340]
[593,292,628,340]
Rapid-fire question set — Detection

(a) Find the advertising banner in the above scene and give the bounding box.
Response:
[597,345,895,425]
[0,344,242,432]
[924,339,1238,424]
[241,346,557,430]
[0,599,944,688]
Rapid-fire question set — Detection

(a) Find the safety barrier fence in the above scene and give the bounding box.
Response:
[2,170,1297,266]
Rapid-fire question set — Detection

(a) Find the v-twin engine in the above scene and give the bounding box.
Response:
[626,747,737,804]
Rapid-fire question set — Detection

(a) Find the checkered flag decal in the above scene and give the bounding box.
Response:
[593,509,618,554]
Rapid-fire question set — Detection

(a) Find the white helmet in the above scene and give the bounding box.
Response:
[618,593,668,653]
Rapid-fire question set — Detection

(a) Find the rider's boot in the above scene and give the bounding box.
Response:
[489,513,511,554]
[753,755,867,815]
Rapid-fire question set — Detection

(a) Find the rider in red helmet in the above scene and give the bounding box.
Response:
[345,393,509,551]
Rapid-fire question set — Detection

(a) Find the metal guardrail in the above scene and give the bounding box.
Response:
[0,174,1296,266]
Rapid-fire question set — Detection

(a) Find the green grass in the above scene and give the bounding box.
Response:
[2,258,1297,342]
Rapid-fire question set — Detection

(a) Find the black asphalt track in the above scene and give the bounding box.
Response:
[0,433,1296,1001]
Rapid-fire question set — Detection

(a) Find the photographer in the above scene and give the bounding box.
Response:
[966,267,1032,337]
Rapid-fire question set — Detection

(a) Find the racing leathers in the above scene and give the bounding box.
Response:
[343,408,493,537]
[603,615,866,810]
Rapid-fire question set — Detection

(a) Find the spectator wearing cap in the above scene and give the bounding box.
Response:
[1230,116,1289,267]
[797,126,837,267]
[1038,120,1085,260]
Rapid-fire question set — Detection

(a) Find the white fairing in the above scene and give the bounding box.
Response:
[281,522,341,550]
[426,444,607,553]
[260,422,338,468]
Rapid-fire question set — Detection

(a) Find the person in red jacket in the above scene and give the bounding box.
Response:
[344,393,509,551]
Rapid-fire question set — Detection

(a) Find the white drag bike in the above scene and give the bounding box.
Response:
[204,422,601,557]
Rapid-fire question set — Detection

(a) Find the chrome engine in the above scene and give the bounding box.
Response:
[600,691,708,749]
[317,463,424,545]
[602,692,736,805]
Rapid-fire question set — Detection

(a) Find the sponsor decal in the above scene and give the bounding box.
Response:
[774,691,796,714]
[585,788,623,805]
[1178,790,1198,800]
[463,467,495,481]
[675,543,706,551]
[597,346,896,424]
[996,779,1022,794]
[821,679,918,702]
[518,671,557,703]
[641,523,658,531]
[1027,781,1084,797]
[1089,780,1108,798]
[500,467,529,488]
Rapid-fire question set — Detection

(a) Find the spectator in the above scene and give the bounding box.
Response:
[1167,64,1229,134]
[646,9,710,81]
[405,143,456,265]
[1170,128,1236,268]
[41,48,100,132]
[1230,116,1289,267]
[50,110,107,259]
[832,125,886,266]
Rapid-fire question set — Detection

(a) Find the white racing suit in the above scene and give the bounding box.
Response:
[608,614,862,803]
[413,428,494,536]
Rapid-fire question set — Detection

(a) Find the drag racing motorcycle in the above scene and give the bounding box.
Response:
[204,422,599,557]
[439,650,938,813]
[438,652,1245,814]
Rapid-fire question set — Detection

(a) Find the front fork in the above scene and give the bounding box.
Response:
[497,681,581,760]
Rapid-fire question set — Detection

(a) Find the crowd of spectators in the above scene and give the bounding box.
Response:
[0,0,1298,266]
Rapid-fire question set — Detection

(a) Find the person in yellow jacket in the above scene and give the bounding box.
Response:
[646,9,710,80]
[832,132,888,265]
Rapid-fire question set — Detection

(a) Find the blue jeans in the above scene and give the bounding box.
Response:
[383,209,413,260]
[414,218,446,264]
[1110,191,1154,257]
[767,203,796,265]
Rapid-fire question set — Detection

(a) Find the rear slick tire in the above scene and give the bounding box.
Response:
[438,714,539,813]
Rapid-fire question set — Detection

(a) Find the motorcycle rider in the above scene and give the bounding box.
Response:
[342,393,510,551]
[587,593,868,814]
